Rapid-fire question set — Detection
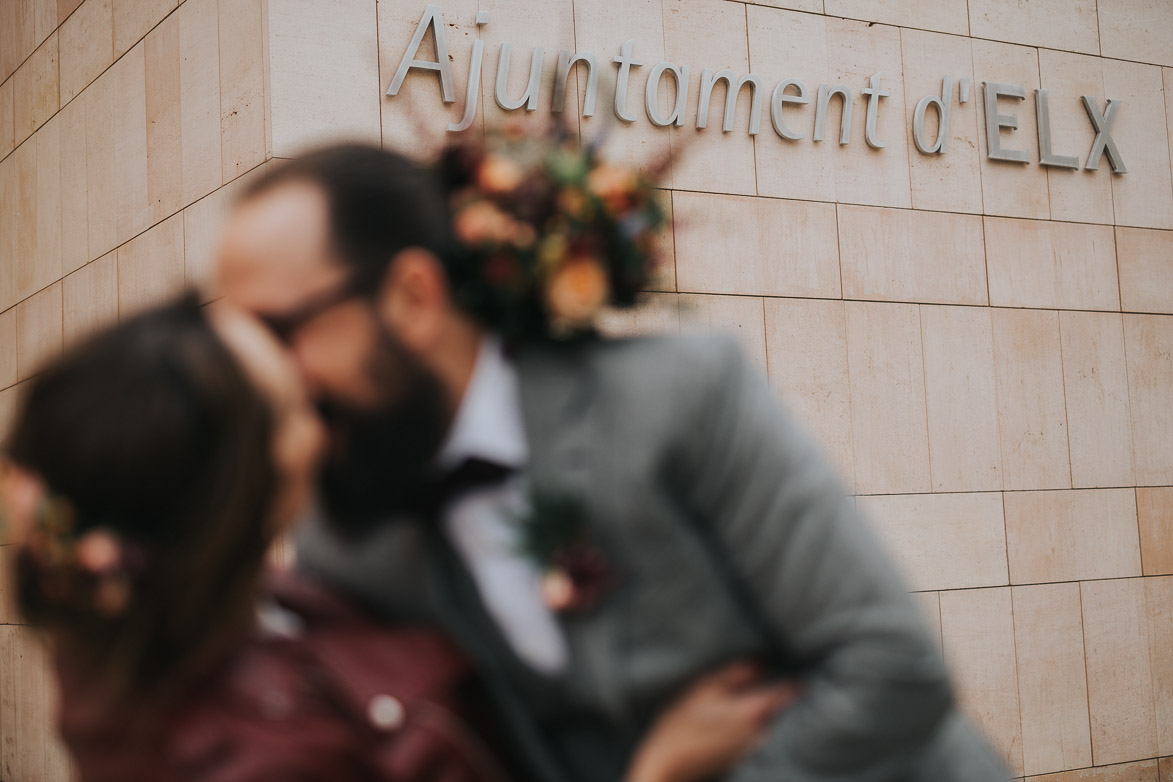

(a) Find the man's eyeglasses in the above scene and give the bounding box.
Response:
[258,272,375,344]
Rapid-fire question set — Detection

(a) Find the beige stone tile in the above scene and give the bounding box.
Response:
[921,305,1002,492]
[144,11,182,224]
[33,0,54,44]
[1167,69,1173,220]
[1013,582,1092,776]
[825,0,967,35]
[59,0,113,104]
[58,93,88,274]
[1102,60,1173,230]
[970,40,1049,220]
[1037,50,1114,225]
[597,292,680,338]
[13,129,61,303]
[16,281,61,380]
[1098,0,1173,68]
[1005,488,1141,584]
[1139,488,1173,576]
[673,192,839,298]
[662,0,757,196]
[0,153,15,313]
[845,301,931,494]
[1060,312,1135,488]
[940,587,1024,777]
[59,0,84,24]
[0,307,15,390]
[0,2,17,85]
[176,0,220,206]
[218,0,267,182]
[12,138,37,301]
[0,625,52,781]
[12,30,56,145]
[984,218,1119,312]
[899,29,982,214]
[747,5,836,204]
[113,41,149,246]
[968,0,1099,55]
[574,0,669,180]
[648,190,675,293]
[112,0,175,57]
[1118,228,1173,315]
[1161,756,1172,782]
[1149,576,1173,755]
[763,297,854,488]
[1029,759,1160,782]
[1124,314,1173,486]
[743,0,819,12]
[858,492,1008,592]
[33,114,62,297]
[117,211,184,316]
[679,294,767,376]
[377,0,479,157]
[839,205,986,305]
[992,308,1071,491]
[268,0,380,157]
[1081,578,1158,765]
[824,18,910,209]
[13,0,38,71]
[0,77,13,159]
[912,591,942,656]
[63,251,117,346]
[85,62,119,260]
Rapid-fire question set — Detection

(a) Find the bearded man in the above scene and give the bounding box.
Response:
[214,142,1007,782]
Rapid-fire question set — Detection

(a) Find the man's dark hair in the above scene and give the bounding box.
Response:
[242,144,455,288]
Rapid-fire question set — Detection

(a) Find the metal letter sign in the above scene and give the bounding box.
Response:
[384,5,1130,176]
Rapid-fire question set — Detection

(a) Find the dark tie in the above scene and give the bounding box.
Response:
[408,457,515,519]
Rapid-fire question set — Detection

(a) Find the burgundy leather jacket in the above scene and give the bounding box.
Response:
[58,574,512,782]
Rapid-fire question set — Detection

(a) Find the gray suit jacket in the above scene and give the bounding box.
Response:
[297,334,1009,782]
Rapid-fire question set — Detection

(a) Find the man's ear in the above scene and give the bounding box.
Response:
[375,248,451,352]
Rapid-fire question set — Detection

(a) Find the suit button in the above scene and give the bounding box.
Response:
[367,694,405,731]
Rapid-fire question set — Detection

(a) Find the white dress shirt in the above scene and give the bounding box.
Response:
[436,336,570,674]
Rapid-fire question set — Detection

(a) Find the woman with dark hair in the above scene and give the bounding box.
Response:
[0,294,790,782]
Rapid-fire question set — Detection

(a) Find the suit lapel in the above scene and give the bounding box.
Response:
[516,343,630,722]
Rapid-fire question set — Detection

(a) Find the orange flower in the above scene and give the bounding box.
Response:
[545,256,609,327]
[476,156,525,195]
[454,200,513,245]
[76,530,121,573]
[587,164,638,213]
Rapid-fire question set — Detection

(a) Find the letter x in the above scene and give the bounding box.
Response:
[1081,96,1127,173]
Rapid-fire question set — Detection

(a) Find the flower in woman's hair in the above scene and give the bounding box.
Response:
[544,256,610,327]
[556,187,592,221]
[454,200,513,245]
[476,155,525,195]
[509,221,537,250]
[76,530,121,574]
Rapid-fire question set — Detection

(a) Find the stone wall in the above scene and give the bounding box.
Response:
[1,0,1172,779]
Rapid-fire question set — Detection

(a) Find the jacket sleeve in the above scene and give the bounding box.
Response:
[671,336,954,782]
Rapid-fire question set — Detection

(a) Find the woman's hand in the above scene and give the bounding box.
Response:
[626,661,799,782]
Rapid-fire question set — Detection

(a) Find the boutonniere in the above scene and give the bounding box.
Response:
[517,491,613,615]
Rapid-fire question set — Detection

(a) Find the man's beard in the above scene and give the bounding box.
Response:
[316,326,450,539]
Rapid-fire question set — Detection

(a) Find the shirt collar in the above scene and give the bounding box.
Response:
[436,336,529,471]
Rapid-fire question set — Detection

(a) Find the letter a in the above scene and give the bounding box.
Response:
[387,5,456,103]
